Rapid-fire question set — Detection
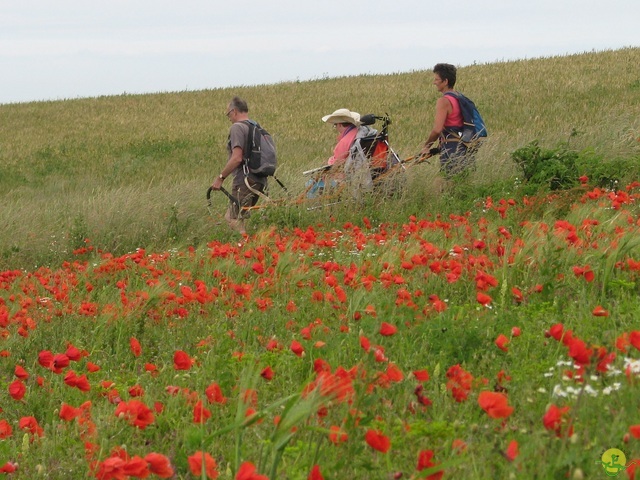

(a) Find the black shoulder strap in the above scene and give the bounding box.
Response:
[241,120,257,161]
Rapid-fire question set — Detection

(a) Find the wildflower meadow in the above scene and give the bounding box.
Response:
[1,48,640,479]
[2,180,640,479]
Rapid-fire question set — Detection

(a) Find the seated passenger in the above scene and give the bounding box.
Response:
[307,108,376,198]
[323,108,361,166]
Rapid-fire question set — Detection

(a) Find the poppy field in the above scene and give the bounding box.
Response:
[1,179,640,479]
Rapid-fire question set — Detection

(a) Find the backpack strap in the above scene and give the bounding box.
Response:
[240,120,257,176]
[241,120,257,160]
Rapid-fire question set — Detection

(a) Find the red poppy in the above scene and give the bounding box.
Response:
[144,453,173,478]
[252,262,264,275]
[193,400,212,424]
[629,424,640,439]
[592,305,609,317]
[123,456,150,478]
[265,339,283,351]
[286,300,297,312]
[478,391,514,419]
[290,340,305,357]
[94,457,126,480]
[413,369,430,382]
[476,292,492,306]
[313,358,331,373]
[567,337,593,366]
[546,323,564,341]
[543,404,572,437]
[36,351,51,369]
[65,344,85,361]
[386,363,404,382]
[173,350,193,370]
[0,463,16,474]
[0,419,13,439]
[429,294,448,312]
[308,464,324,480]
[114,400,155,430]
[64,371,91,392]
[128,385,144,397]
[328,425,348,445]
[451,439,467,453]
[86,362,101,373]
[495,334,509,352]
[416,449,443,479]
[511,326,521,337]
[511,287,524,303]
[51,353,70,373]
[572,265,595,282]
[188,451,218,479]
[359,336,371,352]
[129,337,142,357]
[205,382,227,405]
[59,403,80,421]
[14,365,29,380]
[236,461,268,480]
[505,440,519,461]
[19,416,44,438]
[364,304,377,317]
[446,364,473,402]
[8,379,26,401]
[379,322,397,336]
[365,429,391,453]
[631,331,640,351]
[260,366,274,381]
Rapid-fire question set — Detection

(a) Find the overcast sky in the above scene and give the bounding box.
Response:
[1,0,638,104]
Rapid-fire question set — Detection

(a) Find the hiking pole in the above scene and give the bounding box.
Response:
[272,175,288,193]
[306,200,342,211]
[206,186,240,209]
[302,164,332,176]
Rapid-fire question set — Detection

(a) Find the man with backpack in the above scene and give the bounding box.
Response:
[420,63,486,179]
[211,96,269,236]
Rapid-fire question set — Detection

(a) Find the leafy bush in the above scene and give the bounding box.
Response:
[512,141,640,194]
[575,152,640,190]
[511,141,579,192]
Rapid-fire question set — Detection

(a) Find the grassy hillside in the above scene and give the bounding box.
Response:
[1,47,639,269]
[1,47,640,480]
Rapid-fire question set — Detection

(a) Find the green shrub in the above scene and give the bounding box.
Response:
[512,141,640,194]
[511,141,579,192]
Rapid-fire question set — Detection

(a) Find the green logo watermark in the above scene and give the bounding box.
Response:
[596,448,638,477]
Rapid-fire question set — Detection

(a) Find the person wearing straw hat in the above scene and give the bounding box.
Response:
[322,108,361,166]
[305,108,363,199]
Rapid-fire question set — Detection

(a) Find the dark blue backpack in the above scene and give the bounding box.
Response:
[444,92,488,143]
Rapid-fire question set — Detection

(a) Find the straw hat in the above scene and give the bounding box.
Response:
[321,108,361,126]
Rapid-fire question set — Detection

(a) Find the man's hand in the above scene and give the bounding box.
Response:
[211,176,224,191]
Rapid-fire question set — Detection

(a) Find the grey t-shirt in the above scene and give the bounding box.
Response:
[228,121,267,188]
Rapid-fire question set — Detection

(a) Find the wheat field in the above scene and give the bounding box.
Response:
[0,47,639,269]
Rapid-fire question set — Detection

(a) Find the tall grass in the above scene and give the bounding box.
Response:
[1,47,639,269]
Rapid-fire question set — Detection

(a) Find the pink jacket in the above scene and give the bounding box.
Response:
[328,126,358,165]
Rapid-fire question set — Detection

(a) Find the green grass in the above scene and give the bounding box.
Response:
[1,47,639,269]
[0,47,640,480]
[1,190,639,479]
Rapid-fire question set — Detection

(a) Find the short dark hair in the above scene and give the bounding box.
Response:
[229,96,248,113]
[433,63,457,88]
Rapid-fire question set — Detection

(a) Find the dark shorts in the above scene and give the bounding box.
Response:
[227,177,265,219]
[440,134,479,178]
